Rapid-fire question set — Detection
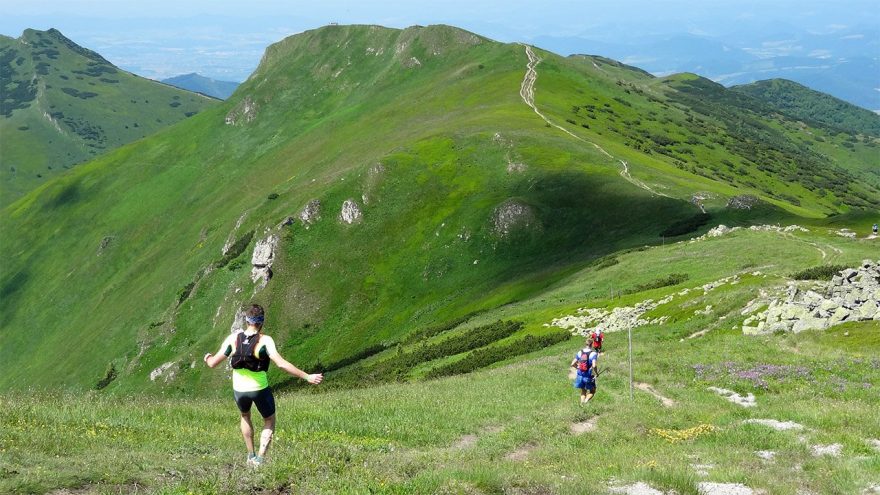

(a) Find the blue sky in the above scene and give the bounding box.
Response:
[2,0,878,82]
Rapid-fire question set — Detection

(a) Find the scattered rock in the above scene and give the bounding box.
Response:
[697,482,755,495]
[224,96,258,125]
[97,235,114,255]
[339,199,363,224]
[299,199,321,227]
[707,386,757,407]
[690,224,808,243]
[402,56,422,68]
[834,228,856,239]
[692,463,714,477]
[869,439,880,452]
[755,450,776,461]
[742,419,805,431]
[810,443,842,457]
[552,295,672,334]
[492,199,538,237]
[507,161,527,173]
[726,195,760,210]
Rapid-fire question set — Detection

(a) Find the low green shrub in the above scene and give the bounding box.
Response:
[623,273,689,295]
[427,329,572,378]
[791,264,848,281]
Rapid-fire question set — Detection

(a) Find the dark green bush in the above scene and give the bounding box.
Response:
[791,264,847,281]
[213,230,254,269]
[428,330,572,378]
[623,273,689,295]
[95,363,117,390]
[177,281,195,305]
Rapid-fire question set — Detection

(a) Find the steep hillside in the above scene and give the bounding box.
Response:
[731,78,880,136]
[161,73,239,99]
[0,28,219,206]
[0,25,877,393]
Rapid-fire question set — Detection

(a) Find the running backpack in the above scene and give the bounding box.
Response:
[230,332,269,372]
[576,349,594,374]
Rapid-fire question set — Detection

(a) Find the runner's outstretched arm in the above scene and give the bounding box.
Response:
[270,353,323,384]
[204,342,230,368]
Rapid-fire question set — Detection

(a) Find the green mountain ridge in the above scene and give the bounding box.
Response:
[0,24,877,394]
[0,28,219,207]
[732,78,880,137]
[161,72,239,100]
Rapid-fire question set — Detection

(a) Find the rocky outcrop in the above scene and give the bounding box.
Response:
[225,96,258,125]
[339,199,362,224]
[742,260,880,334]
[250,234,278,287]
[492,199,537,237]
[727,195,760,210]
[299,199,321,227]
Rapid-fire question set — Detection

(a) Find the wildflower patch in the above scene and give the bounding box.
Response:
[651,423,715,443]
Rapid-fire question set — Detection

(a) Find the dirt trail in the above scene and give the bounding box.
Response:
[518,45,670,198]
[570,416,599,435]
[635,382,676,407]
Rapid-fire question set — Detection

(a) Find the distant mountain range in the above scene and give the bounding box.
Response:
[531,25,880,112]
[161,73,239,100]
[1,25,877,392]
[0,28,218,206]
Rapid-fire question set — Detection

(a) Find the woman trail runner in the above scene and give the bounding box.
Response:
[204,304,323,467]
[570,338,599,405]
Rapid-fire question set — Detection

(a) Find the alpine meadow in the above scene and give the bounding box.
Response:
[0,24,878,495]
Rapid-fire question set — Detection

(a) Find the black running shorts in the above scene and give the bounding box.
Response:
[233,387,276,418]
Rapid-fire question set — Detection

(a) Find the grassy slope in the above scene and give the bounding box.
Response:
[1,229,877,494]
[0,25,878,395]
[0,28,218,206]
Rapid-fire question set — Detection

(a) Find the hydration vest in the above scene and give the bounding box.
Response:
[230,332,270,372]
[576,349,595,376]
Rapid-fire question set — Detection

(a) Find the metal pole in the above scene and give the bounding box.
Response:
[628,326,634,401]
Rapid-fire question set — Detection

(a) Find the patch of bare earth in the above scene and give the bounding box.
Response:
[570,416,598,435]
[635,382,676,407]
[505,443,536,462]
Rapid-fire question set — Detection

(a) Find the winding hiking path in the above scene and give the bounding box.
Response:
[518,45,670,198]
